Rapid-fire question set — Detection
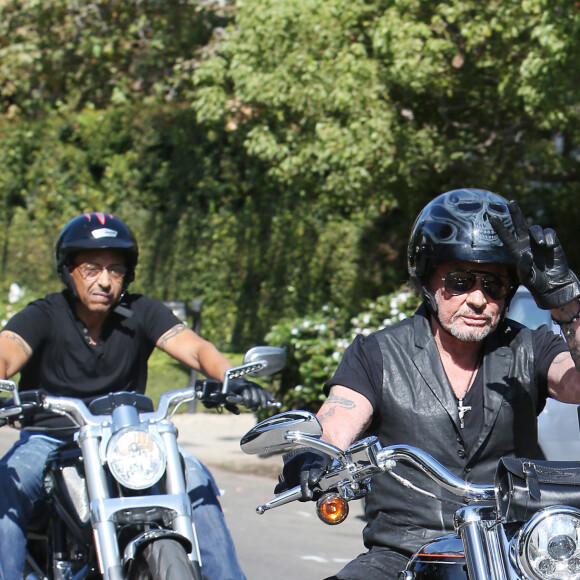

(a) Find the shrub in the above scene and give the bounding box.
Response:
[264,286,421,412]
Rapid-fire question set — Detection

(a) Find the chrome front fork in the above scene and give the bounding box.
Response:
[77,421,199,580]
[454,505,518,580]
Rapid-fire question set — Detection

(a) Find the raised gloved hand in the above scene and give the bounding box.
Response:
[228,378,277,411]
[274,450,333,501]
[490,200,580,310]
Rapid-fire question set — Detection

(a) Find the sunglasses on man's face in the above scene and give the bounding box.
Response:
[440,270,513,301]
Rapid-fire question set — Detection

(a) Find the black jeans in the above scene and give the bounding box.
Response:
[324,547,409,580]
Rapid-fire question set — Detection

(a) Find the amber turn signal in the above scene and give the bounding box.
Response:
[316,493,349,525]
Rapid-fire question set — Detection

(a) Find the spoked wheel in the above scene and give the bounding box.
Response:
[131,539,205,580]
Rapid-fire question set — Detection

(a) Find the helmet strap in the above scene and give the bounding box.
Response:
[113,291,133,318]
[421,285,438,317]
[61,264,80,300]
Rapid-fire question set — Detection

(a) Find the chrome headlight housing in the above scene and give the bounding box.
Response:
[106,427,166,490]
[516,506,580,579]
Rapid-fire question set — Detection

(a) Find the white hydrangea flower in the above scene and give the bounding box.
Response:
[8,283,25,304]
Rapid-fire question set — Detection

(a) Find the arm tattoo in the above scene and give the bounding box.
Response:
[1,330,32,358]
[157,324,188,348]
[551,352,570,366]
[560,322,580,368]
[318,394,358,421]
[325,393,357,409]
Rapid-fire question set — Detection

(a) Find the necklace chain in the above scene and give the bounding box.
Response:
[455,353,481,429]
[456,361,479,400]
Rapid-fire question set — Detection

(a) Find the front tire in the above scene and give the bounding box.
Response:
[132,539,204,580]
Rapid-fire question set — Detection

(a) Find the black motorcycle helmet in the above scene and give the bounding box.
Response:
[407,189,517,313]
[56,212,139,295]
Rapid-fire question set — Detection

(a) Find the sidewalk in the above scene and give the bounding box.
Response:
[172,411,283,479]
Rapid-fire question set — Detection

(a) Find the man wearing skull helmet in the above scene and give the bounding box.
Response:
[276,189,580,579]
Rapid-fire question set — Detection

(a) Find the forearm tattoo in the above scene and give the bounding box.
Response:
[1,330,32,358]
[561,321,580,367]
[157,323,188,348]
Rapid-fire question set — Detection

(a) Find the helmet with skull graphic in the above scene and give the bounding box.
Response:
[408,189,516,291]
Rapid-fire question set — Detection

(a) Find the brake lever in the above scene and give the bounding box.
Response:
[256,485,304,514]
[0,405,26,420]
[0,390,47,423]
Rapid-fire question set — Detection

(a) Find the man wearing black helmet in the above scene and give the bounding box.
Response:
[276,189,580,579]
[0,212,272,580]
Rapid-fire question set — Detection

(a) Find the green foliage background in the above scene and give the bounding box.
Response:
[1,0,580,407]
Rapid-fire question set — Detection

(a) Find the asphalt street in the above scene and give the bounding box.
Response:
[3,407,580,579]
[0,412,367,580]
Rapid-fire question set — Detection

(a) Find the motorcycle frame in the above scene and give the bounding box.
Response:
[0,345,286,580]
[45,393,201,580]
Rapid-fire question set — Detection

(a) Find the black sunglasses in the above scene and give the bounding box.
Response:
[441,270,513,300]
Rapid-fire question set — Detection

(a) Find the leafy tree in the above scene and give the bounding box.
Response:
[1,0,580,354]
[194,0,580,265]
[0,0,229,117]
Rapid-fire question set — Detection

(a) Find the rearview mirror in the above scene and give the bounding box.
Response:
[0,379,20,405]
[240,410,322,455]
[0,380,17,393]
[242,346,286,378]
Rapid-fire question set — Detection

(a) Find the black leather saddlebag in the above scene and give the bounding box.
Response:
[495,457,580,522]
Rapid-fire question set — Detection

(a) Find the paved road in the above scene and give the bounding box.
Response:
[0,413,367,580]
[4,405,580,579]
[215,466,366,580]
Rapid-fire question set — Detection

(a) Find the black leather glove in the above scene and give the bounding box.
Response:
[228,378,276,411]
[490,200,580,310]
[274,450,333,501]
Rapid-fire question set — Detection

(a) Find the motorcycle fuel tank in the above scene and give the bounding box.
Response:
[401,534,467,580]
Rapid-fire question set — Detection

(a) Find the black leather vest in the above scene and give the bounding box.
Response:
[363,305,544,555]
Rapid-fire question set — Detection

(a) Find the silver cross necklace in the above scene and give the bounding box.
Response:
[457,356,481,429]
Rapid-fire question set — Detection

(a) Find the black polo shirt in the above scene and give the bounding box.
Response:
[4,291,180,436]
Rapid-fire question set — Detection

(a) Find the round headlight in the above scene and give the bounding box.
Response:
[517,506,580,579]
[106,428,166,490]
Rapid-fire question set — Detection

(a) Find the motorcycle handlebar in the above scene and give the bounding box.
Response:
[41,389,196,427]
[255,441,495,517]
[2,384,280,429]
[376,445,495,502]
[0,389,195,428]
[0,351,283,427]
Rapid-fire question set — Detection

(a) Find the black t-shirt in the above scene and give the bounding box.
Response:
[4,291,181,436]
[325,318,568,452]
